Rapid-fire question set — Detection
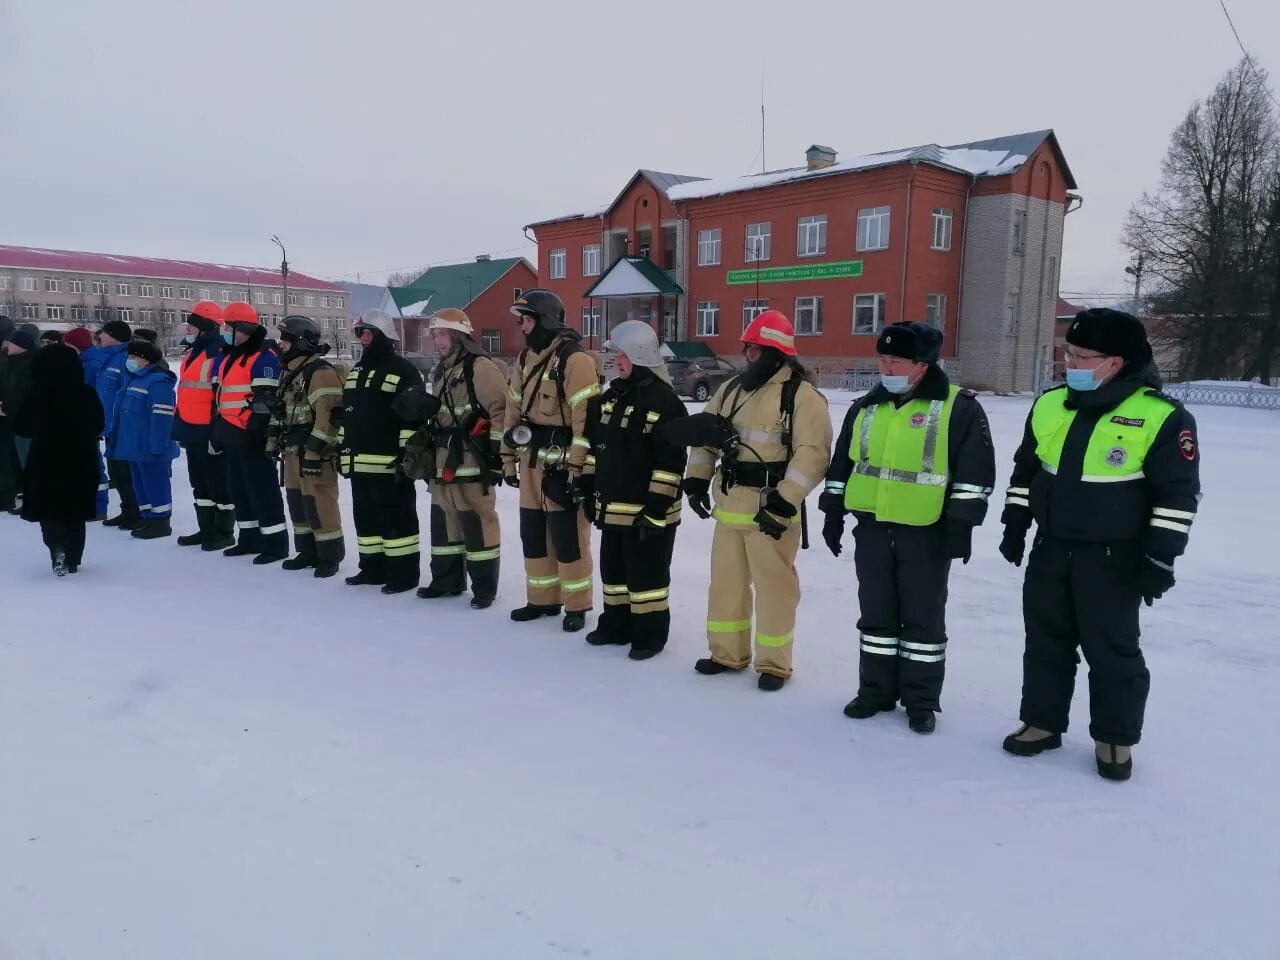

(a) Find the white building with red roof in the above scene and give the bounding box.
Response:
[0,245,350,353]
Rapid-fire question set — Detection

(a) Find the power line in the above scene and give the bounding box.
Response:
[1218,0,1280,110]
[301,241,536,284]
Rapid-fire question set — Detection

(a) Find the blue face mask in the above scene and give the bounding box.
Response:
[181,334,196,346]
[1066,367,1102,392]
[223,331,235,344]
[880,374,912,395]
[125,358,144,374]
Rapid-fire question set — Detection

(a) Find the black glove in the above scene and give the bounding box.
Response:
[754,490,797,541]
[999,526,1027,567]
[390,387,441,426]
[1138,555,1176,607]
[946,519,974,564]
[684,477,712,519]
[300,457,324,479]
[822,512,845,558]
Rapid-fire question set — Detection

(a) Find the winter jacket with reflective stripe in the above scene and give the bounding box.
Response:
[96,343,130,441]
[215,347,280,431]
[823,366,995,528]
[1001,369,1200,561]
[501,335,601,473]
[106,365,180,464]
[339,348,423,475]
[687,365,832,528]
[429,348,508,483]
[584,369,689,527]
[175,333,224,436]
[268,354,345,458]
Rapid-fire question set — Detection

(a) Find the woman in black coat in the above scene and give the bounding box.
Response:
[17,343,105,575]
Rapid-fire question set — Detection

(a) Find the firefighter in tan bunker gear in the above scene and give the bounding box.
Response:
[266,315,347,578]
[417,308,508,609]
[680,310,832,691]
[501,289,601,633]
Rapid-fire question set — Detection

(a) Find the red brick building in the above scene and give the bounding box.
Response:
[526,131,1078,392]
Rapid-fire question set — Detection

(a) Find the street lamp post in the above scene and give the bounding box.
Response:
[1125,253,1145,317]
[271,235,289,318]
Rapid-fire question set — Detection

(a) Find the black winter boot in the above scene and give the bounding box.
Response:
[380,582,417,595]
[758,673,787,692]
[345,570,385,586]
[510,604,561,622]
[562,611,587,633]
[628,647,661,661]
[586,628,628,646]
[470,595,494,609]
[203,533,235,552]
[252,551,286,565]
[695,658,743,675]
[281,555,314,571]
[416,582,464,599]
[177,531,205,547]
[314,562,339,579]
[132,519,172,540]
[906,708,936,734]
[1095,742,1133,782]
[115,514,142,532]
[223,543,258,558]
[1002,725,1063,757]
[844,697,897,719]
[102,513,126,528]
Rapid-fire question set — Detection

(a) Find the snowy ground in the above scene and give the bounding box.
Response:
[2,393,1277,959]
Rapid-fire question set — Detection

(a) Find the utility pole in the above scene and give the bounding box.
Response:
[271,235,289,316]
[1125,253,1145,317]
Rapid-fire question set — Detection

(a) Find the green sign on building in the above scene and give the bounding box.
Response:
[726,260,864,286]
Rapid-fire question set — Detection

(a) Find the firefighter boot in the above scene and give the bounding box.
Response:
[1002,725,1063,757]
[844,697,897,720]
[907,708,936,734]
[510,604,562,622]
[1095,742,1133,782]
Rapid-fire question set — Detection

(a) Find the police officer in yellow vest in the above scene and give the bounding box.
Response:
[821,321,995,734]
[1000,309,1200,781]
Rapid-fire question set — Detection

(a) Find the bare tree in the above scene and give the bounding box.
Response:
[386,268,427,288]
[1126,58,1280,379]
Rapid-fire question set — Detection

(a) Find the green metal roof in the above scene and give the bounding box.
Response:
[392,257,528,316]
[584,255,683,298]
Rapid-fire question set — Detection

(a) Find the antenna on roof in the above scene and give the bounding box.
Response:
[760,60,767,174]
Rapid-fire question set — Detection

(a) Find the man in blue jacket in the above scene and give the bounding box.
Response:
[96,319,141,530]
[107,339,179,540]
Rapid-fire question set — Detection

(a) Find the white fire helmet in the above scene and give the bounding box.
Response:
[428,308,473,337]
[353,309,401,342]
[605,320,670,382]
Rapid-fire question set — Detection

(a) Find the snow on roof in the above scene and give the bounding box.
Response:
[667,144,1027,203]
[0,244,344,291]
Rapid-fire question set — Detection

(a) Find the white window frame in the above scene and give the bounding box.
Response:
[117,282,132,296]
[93,306,110,323]
[580,305,601,338]
[219,288,232,302]
[0,276,9,290]
[697,228,722,267]
[925,293,947,328]
[163,310,178,325]
[179,286,193,300]
[550,249,567,280]
[796,215,827,257]
[21,277,37,292]
[853,293,888,335]
[742,298,770,330]
[198,288,211,300]
[335,296,344,309]
[481,329,501,354]
[273,292,284,306]
[20,303,39,319]
[696,301,720,337]
[254,291,267,304]
[582,244,601,277]
[45,304,65,320]
[140,309,156,324]
[68,278,84,294]
[159,284,174,299]
[116,307,133,323]
[304,294,316,307]
[43,277,60,292]
[91,280,109,295]
[321,295,331,308]
[745,222,771,262]
[794,295,823,336]
[288,293,299,307]
[1013,209,1027,255]
[857,206,892,252]
[931,208,953,251]
[69,306,88,322]
[139,283,154,298]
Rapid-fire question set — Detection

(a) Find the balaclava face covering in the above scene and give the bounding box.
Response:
[740,346,786,391]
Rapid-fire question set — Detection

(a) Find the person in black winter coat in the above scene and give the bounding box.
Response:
[821,322,996,735]
[0,315,22,510]
[17,343,105,574]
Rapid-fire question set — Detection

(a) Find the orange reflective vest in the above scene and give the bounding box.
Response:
[217,353,263,430]
[177,350,218,425]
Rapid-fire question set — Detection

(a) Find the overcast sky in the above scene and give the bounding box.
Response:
[2,0,1278,299]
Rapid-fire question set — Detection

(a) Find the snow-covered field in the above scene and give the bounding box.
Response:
[2,393,1277,959]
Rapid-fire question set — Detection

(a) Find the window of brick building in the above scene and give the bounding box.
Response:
[857,206,891,252]
[853,293,887,334]
[696,301,720,337]
[797,216,827,257]
[794,296,823,335]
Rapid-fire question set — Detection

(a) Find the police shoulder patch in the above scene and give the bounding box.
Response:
[1177,429,1197,462]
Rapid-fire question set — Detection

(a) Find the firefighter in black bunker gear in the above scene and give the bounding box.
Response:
[580,320,688,660]
[1000,308,1201,781]
[821,321,995,734]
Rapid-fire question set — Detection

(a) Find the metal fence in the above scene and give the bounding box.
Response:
[1160,382,1280,409]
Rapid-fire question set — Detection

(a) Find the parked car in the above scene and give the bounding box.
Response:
[667,356,738,402]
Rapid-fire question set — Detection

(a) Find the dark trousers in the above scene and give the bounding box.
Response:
[1020,536,1149,746]
[40,519,86,567]
[225,439,288,557]
[184,438,234,539]
[853,519,952,711]
[597,525,677,652]
[94,444,109,516]
[0,420,18,507]
[352,476,420,589]
[107,457,139,521]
